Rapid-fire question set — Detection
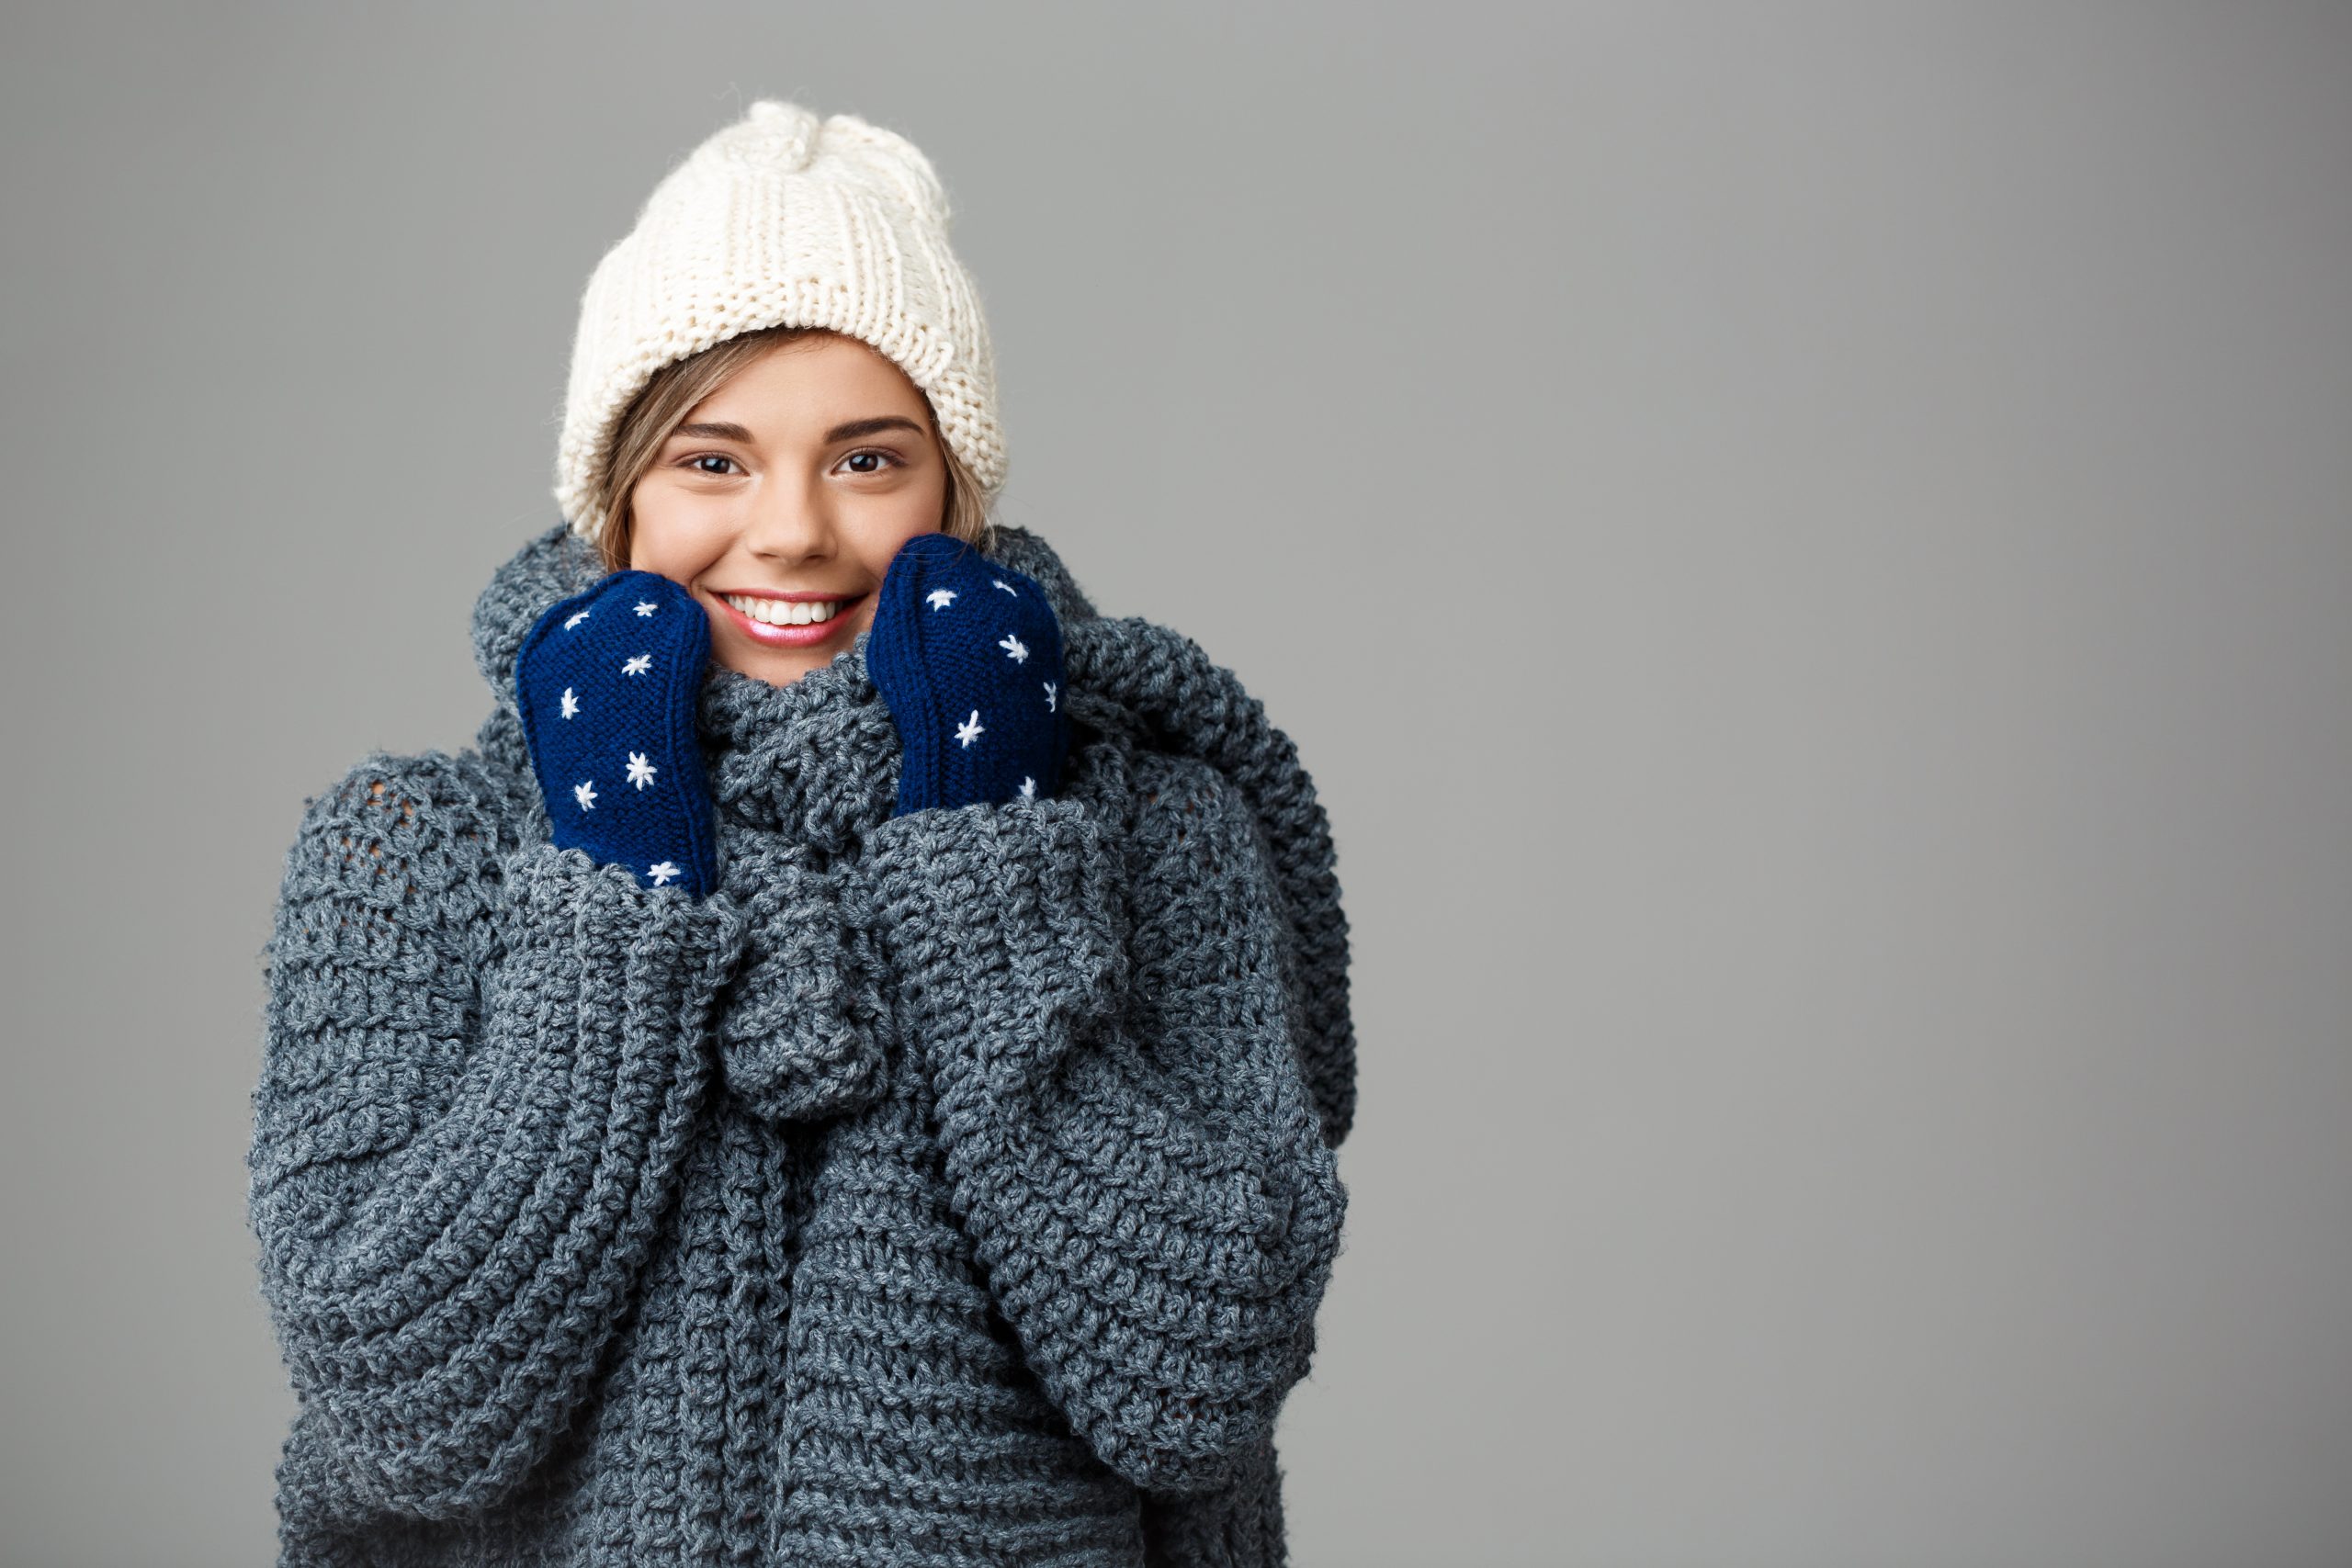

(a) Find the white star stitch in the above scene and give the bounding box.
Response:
[648,861,681,886]
[1043,680,1057,712]
[992,578,1017,595]
[955,708,984,747]
[999,632,1029,663]
[635,600,658,616]
[565,608,592,630]
[573,780,598,811]
[560,686,580,719]
[622,653,652,676]
[1018,775,1035,800]
[926,587,957,610]
[627,751,657,790]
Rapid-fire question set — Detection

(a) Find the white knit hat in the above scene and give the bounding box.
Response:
[552,99,1007,543]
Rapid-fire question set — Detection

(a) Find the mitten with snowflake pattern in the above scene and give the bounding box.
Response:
[865,532,1071,818]
[514,570,720,897]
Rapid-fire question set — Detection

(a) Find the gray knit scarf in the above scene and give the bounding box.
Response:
[464,520,1356,1148]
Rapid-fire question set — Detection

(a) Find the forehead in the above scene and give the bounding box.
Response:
[684,333,929,436]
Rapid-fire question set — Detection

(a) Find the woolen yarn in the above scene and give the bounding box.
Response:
[552,98,1008,543]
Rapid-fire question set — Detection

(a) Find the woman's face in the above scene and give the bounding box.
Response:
[628,332,948,687]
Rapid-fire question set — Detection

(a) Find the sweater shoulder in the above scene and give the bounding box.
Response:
[294,744,517,836]
[1118,746,1273,889]
[1124,746,1238,827]
[280,745,527,908]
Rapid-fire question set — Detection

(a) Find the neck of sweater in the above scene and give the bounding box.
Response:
[470,521,1103,855]
[695,630,900,852]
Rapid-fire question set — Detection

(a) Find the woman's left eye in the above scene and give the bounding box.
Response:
[839,449,902,476]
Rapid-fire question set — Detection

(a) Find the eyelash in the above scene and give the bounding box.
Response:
[682,449,903,477]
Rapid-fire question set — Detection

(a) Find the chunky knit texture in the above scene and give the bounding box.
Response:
[247,521,1356,1566]
[554,99,1008,545]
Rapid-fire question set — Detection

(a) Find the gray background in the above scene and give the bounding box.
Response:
[3,3,2346,1564]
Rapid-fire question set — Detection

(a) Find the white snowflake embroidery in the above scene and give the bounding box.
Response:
[1018,775,1036,800]
[573,780,598,811]
[1043,680,1057,712]
[564,607,592,630]
[955,708,984,747]
[926,587,957,610]
[999,632,1028,663]
[560,686,580,719]
[635,600,658,616]
[647,861,682,886]
[622,653,652,676]
[627,751,658,790]
[992,578,1017,595]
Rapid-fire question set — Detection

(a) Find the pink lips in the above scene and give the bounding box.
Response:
[713,592,865,648]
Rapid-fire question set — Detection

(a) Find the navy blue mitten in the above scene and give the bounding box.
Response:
[866,532,1071,818]
[514,570,720,897]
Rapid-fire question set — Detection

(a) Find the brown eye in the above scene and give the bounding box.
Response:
[840,449,901,475]
[688,455,741,476]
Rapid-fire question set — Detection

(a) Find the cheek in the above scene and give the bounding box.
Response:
[626,528,715,585]
[856,476,954,574]
[854,523,938,590]
[625,489,720,577]
[622,527,664,576]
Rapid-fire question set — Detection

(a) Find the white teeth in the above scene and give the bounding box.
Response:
[723,593,844,626]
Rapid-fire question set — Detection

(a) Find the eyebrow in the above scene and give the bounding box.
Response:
[670,415,925,445]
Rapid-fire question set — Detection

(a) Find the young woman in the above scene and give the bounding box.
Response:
[246,99,1356,1568]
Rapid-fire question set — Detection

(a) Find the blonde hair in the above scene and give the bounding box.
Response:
[587,324,995,576]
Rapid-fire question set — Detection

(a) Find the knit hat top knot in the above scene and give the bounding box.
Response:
[731,98,820,168]
[552,99,1004,545]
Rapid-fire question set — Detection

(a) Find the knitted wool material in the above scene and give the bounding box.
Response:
[554,99,1008,545]
[514,570,723,896]
[247,521,1356,1567]
[866,531,1072,817]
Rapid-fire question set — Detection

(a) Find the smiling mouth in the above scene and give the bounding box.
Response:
[710,590,868,645]
[717,591,861,627]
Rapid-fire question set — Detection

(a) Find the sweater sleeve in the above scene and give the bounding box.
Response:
[857,750,1349,1497]
[244,751,750,1524]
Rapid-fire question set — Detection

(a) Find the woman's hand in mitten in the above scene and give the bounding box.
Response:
[865,531,1071,818]
[514,570,721,897]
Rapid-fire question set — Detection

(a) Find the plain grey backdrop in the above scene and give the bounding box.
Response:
[3,3,2346,1564]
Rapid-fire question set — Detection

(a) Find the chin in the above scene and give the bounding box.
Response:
[727,649,825,687]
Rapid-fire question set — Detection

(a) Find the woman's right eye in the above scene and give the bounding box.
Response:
[685,454,741,476]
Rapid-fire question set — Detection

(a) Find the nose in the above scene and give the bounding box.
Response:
[739,468,835,566]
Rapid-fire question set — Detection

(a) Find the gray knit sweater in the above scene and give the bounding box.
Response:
[246,521,1356,1567]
